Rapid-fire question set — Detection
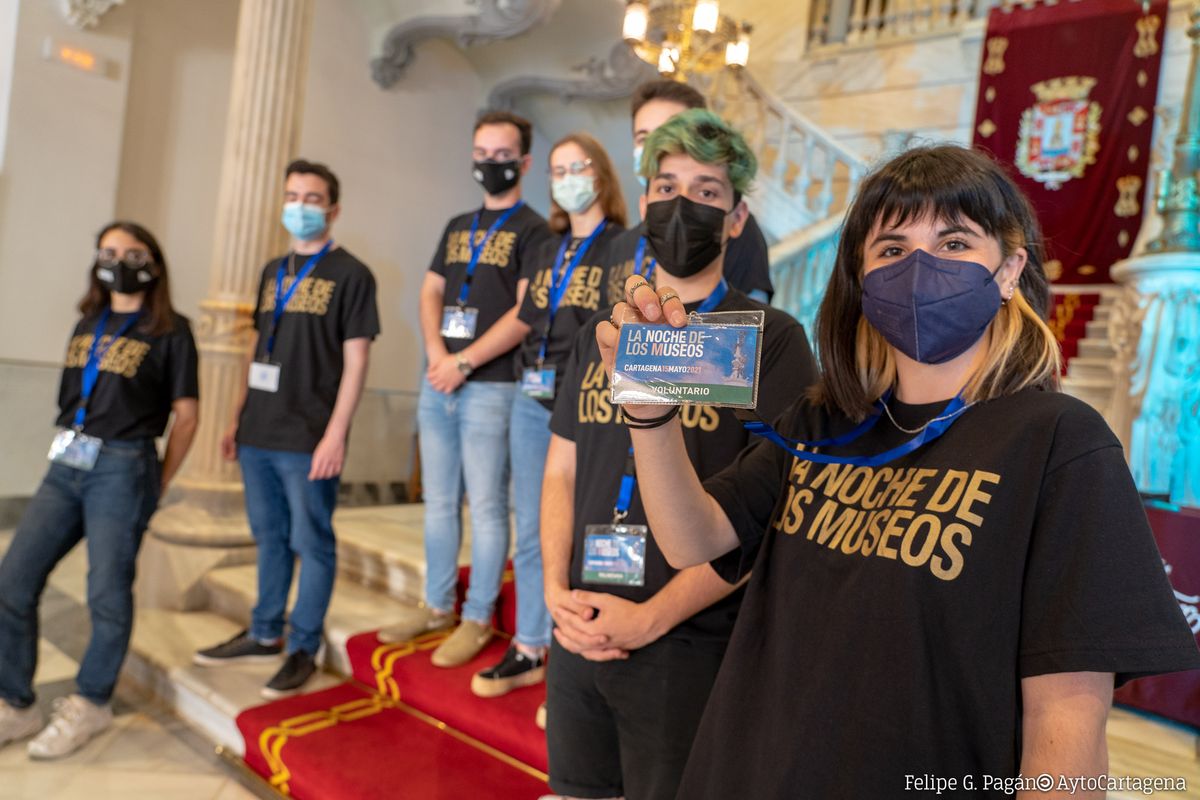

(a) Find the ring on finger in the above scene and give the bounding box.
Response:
[626,279,650,299]
[658,290,680,305]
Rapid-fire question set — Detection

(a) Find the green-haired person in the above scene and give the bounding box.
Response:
[599,143,1200,797]
[539,109,817,799]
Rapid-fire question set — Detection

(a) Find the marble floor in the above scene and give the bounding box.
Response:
[0,530,270,800]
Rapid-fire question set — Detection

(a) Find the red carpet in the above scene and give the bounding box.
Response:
[347,630,548,774]
[236,681,548,799]
[1050,292,1100,374]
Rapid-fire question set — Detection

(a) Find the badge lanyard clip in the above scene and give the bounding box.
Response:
[265,240,333,361]
[612,446,636,524]
[457,201,525,308]
[73,307,142,430]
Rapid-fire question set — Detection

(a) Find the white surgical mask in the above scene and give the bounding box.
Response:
[633,144,647,188]
[551,174,598,215]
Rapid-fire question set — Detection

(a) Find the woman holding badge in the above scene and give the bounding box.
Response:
[471,133,626,698]
[598,145,1200,797]
[0,222,198,759]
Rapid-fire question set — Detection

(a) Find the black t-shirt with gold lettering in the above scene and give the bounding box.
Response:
[682,389,1200,798]
[237,246,380,454]
[601,215,774,305]
[549,288,817,641]
[56,310,199,441]
[430,204,553,383]
[515,221,625,409]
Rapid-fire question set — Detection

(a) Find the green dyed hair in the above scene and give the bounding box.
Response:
[639,108,757,200]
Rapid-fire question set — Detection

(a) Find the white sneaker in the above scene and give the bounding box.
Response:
[26,694,113,760]
[0,698,43,748]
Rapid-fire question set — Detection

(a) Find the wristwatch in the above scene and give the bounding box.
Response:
[455,353,474,377]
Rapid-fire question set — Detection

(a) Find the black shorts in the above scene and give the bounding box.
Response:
[546,634,728,800]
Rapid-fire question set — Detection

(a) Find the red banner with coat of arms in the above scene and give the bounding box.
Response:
[972,0,1167,284]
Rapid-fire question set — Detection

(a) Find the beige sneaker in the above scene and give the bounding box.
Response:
[430,620,492,668]
[377,605,454,644]
[535,701,547,730]
[27,695,112,760]
[0,698,43,748]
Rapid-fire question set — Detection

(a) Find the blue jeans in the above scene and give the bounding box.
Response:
[0,441,159,708]
[509,391,554,649]
[238,445,339,656]
[418,378,514,624]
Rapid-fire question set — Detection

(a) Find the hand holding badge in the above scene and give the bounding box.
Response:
[604,274,765,409]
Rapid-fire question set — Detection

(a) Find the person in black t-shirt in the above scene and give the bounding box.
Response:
[600,79,774,306]
[378,111,554,669]
[193,160,380,699]
[542,111,817,800]
[600,144,1200,798]
[468,132,626,699]
[0,222,199,758]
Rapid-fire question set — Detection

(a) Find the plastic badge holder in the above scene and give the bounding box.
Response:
[610,310,765,409]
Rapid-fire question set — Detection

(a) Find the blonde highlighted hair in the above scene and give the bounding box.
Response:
[817,145,1062,420]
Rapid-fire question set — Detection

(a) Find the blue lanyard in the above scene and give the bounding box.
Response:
[458,201,525,306]
[613,446,636,522]
[742,394,970,467]
[73,307,142,429]
[267,240,333,359]
[633,235,656,282]
[537,220,608,364]
[696,278,729,313]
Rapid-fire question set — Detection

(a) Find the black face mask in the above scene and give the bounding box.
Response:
[644,195,728,278]
[472,159,521,195]
[96,260,156,294]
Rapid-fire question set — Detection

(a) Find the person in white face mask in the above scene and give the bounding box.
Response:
[469,133,628,698]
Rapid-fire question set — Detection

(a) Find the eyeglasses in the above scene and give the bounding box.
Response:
[549,159,593,179]
[96,248,153,268]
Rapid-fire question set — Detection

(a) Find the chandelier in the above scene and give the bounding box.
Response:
[622,1,752,80]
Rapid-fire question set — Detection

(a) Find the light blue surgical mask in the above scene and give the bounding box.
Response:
[633,144,647,188]
[281,202,328,240]
[551,174,598,215]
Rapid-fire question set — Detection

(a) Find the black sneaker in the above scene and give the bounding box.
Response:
[260,650,318,700]
[470,645,546,698]
[193,630,282,666]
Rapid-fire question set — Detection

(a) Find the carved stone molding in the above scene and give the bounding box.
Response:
[486,42,657,110]
[371,0,561,89]
[1110,252,1200,509]
[58,0,125,29]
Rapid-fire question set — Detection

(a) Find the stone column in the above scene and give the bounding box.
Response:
[142,0,315,604]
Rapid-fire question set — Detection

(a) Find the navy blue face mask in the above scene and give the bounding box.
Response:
[861,248,1002,364]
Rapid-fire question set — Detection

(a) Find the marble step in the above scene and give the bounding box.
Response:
[201,563,425,676]
[332,503,475,605]
[1060,375,1113,416]
[123,608,343,757]
[1065,356,1115,383]
[1078,337,1116,360]
[1086,319,1109,341]
[1093,304,1112,322]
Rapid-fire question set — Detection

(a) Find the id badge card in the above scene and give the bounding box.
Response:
[611,310,765,408]
[248,361,281,393]
[441,306,479,340]
[47,429,102,471]
[582,524,648,587]
[520,365,556,400]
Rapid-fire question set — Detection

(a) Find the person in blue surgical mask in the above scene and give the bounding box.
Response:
[193,159,380,700]
[598,144,1200,798]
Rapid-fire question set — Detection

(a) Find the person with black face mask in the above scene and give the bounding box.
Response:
[0,222,199,760]
[380,111,554,670]
[538,110,817,800]
[598,78,775,306]
[599,144,1200,798]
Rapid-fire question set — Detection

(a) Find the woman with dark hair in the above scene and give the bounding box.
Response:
[0,221,199,759]
[598,145,1200,797]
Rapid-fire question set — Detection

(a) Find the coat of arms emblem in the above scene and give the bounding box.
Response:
[1015,76,1102,190]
